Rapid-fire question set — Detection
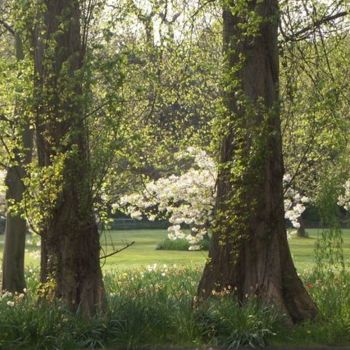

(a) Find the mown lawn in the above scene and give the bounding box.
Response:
[99,229,206,271]
[100,228,350,271]
[0,228,349,272]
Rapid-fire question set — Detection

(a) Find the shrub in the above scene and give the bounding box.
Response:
[156,237,210,251]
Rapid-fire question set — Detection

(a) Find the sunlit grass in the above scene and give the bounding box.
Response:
[100,228,350,271]
[0,228,349,272]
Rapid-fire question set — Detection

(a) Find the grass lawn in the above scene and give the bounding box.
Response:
[100,228,350,271]
[99,229,207,271]
[0,228,349,272]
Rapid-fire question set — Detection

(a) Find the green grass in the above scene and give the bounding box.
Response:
[0,228,350,272]
[100,228,350,271]
[0,228,350,349]
[99,229,207,271]
[289,228,350,270]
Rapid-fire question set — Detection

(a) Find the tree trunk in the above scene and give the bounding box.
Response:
[297,216,307,238]
[33,0,105,316]
[2,33,33,293]
[197,0,317,323]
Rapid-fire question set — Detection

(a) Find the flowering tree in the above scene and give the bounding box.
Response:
[115,148,308,250]
[113,148,216,250]
[283,173,309,229]
[338,180,350,211]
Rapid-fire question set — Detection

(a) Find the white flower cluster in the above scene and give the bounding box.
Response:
[146,263,169,276]
[1,289,26,307]
[115,149,308,249]
[338,180,350,211]
[283,174,309,228]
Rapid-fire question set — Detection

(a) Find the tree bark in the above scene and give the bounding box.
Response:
[197,0,317,323]
[297,216,307,238]
[33,0,105,316]
[2,32,33,293]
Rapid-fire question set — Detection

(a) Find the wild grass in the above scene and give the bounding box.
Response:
[0,228,350,348]
[0,263,350,349]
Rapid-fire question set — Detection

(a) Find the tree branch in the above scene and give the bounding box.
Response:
[282,10,349,42]
[0,19,15,36]
[99,241,135,260]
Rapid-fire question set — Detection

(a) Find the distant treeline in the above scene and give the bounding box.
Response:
[0,206,348,234]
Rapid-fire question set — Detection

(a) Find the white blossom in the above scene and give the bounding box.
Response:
[283,174,308,229]
[115,149,308,249]
[338,180,350,211]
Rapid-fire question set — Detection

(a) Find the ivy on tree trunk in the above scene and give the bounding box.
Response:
[33,0,105,316]
[197,0,317,323]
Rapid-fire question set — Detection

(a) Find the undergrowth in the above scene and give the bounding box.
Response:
[0,263,350,349]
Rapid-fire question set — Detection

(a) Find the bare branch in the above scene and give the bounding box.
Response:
[282,10,349,42]
[99,241,135,260]
[0,18,15,36]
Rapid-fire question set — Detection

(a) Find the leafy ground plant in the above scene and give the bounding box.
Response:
[0,264,350,349]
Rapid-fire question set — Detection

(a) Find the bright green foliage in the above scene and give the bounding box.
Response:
[0,0,34,172]
[96,0,222,207]
[197,298,282,349]
[278,270,350,346]
[18,154,66,233]
[281,20,350,198]
[0,0,350,345]
[314,174,346,273]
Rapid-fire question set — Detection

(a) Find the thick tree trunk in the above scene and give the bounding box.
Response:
[2,33,33,293]
[34,0,105,316]
[197,0,317,323]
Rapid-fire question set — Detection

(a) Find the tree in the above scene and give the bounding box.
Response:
[0,3,33,293]
[280,2,350,236]
[33,0,105,316]
[101,0,221,194]
[280,1,350,200]
[197,0,317,323]
[1,32,33,292]
[116,149,307,250]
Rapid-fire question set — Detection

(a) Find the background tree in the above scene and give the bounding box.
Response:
[0,0,33,293]
[102,0,221,194]
[280,0,350,233]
